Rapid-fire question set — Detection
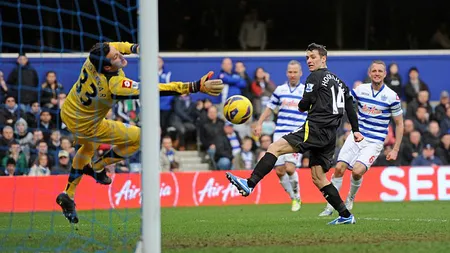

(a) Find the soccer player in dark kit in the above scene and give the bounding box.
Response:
[226,43,364,225]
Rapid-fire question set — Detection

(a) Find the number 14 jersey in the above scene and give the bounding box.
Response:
[299,68,353,129]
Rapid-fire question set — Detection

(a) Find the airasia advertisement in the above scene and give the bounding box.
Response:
[1,166,449,213]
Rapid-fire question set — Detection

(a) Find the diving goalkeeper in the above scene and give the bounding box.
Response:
[56,42,224,223]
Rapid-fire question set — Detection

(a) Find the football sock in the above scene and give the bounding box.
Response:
[280,174,296,200]
[92,148,124,172]
[320,183,351,218]
[349,175,363,199]
[289,171,300,200]
[247,152,278,188]
[327,174,343,209]
[64,168,83,199]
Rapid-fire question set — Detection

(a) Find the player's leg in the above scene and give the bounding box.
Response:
[284,160,301,211]
[56,141,100,223]
[89,120,140,172]
[310,160,355,225]
[345,141,383,210]
[275,164,295,200]
[226,137,297,196]
[319,133,358,216]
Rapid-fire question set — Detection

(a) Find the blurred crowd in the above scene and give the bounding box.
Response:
[0,53,449,176]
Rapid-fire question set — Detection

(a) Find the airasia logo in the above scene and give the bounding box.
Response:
[192,172,261,206]
[108,172,179,209]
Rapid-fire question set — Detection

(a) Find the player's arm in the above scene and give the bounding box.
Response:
[343,84,363,142]
[298,74,318,112]
[387,97,404,160]
[109,42,139,55]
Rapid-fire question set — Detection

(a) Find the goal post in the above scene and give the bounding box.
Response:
[139,0,161,252]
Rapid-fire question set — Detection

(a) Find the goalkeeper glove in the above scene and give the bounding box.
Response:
[189,71,224,96]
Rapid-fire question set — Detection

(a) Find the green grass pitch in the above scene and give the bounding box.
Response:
[0,202,449,252]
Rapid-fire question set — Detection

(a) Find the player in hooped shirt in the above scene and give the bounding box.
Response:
[319,60,404,216]
[253,60,307,212]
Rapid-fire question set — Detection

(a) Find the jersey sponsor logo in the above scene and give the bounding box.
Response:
[305,83,314,92]
[361,92,370,96]
[281,100,298,108]
[381,95,388,101]
[361,104,382,115]
[122,80,132,88]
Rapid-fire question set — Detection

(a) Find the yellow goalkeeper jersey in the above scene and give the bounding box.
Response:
[61,42,189,133]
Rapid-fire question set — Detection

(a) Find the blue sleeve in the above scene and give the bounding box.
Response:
[219,72,243,86]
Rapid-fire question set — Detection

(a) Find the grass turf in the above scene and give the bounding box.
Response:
[0,201,449,252]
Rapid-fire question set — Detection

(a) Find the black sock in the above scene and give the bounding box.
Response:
[247,152,278,188]
[68,167,83,183]
[320,184,351,218]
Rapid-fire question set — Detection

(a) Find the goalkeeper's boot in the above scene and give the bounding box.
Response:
[345,195,354,211]
[291,199,301,212]
[318,206,334,217]
[56,193,79,224]
[83,164,112,185]
[327,214,356,225]
[225,172,253,197]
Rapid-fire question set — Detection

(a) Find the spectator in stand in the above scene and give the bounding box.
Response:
[30,129,44,152]
[384,63,402,97]
[250,67,276,119]
[403,119,415,139]
[38,109,55,141]
[411,144,442,166]
[239,9,267,51]
[48,130,62,155]
[41,71,63,109]
[0,95,27,128]
[233,136,256,170]
[29,140,54,169]
[60,136,76,160]
[440,107,450,134]
[384,124,396,147]
[6,52,39,109]
[28,154,51,176]
[1,141,28,175]
[235,61,253,99]
[0,126,15,158]
[224,122,242,157]
[436,134,450,164]
[255,134,271,161]
[423,121,441,148]
[216,58,246,105]
[412,106,430,134]
[0,71,9,103]
[26,101,41,129]
[434,91,449,123]
[199,106,232,170]
[51,150,71,175]
[158,56,174,135]
[14,118,33,160]
[169,94,199,150]
[114,99,141,126]
[159,135,180,172]
[406,90,433,119]
[404,67,429,104]
[0,158,17,176]
[400,130,422,165]
[430,23,450,49]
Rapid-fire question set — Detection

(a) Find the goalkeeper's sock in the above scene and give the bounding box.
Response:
[92,148,124,171]
[247,152,278,188]
[64,168,84,199]
[320,183,351,218]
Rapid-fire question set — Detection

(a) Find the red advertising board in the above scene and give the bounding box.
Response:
[1,166,449,213]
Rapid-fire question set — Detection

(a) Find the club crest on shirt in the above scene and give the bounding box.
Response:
[381,95,388,101]
[305,83,314,93]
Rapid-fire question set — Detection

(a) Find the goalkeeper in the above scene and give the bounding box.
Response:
[56,42,223,224]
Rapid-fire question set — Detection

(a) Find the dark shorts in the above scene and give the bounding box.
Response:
[282,122,336,172]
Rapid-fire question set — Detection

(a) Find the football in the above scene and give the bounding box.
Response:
[223,95,253,124]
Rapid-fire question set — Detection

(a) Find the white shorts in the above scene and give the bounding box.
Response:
[275,153,302,167]
[273,132,302,168]
[337,133,383,170]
